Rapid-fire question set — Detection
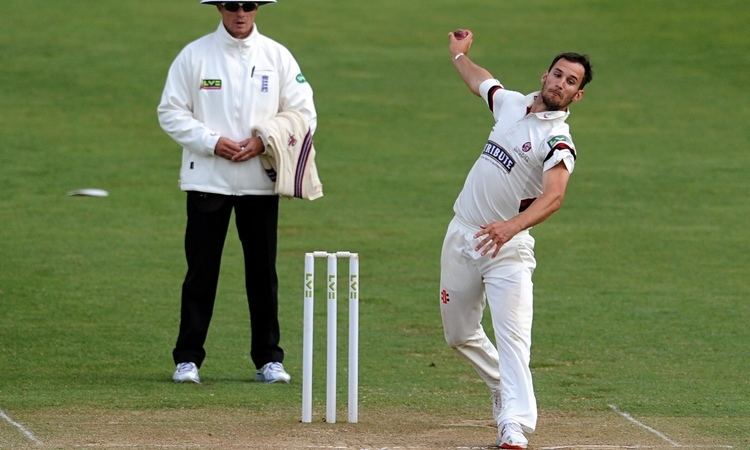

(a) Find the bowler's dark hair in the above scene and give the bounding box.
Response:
[548,52,593,89]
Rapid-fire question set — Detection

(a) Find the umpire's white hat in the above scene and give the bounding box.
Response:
[200,1,277,4]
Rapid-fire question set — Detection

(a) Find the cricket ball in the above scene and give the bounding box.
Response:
[453,29,468,40]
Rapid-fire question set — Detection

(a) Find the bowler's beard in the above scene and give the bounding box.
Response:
[541,91,564,111]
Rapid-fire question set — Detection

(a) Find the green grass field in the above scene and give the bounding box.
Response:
[1,0,748,448]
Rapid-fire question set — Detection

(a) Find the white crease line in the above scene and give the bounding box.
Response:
[74,445,202,448]
[304,447,485,450]
[78,445,445,449]
[541,446,659,449]
[542,447,733,450]
[304,447,349,449]
[0,409,44,447]
[608,404,680,447]
[305,447,434,449]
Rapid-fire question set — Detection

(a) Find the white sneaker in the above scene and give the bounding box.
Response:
[255,362,291,384]
[172,362,200,384]
[491,389,503,424]
[497,421,528,449]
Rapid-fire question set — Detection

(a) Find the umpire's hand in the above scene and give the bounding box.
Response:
[214,136,265,162]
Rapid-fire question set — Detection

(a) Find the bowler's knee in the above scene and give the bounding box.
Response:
[440,302,476,348]
[443,326,473,348]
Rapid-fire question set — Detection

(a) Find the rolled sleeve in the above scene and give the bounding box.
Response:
[543,148,576,174]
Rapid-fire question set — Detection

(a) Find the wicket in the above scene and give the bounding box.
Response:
[302,251,359,424]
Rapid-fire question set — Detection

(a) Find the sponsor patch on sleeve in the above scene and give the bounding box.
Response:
[296,73,307,83]
[546,135,571,150]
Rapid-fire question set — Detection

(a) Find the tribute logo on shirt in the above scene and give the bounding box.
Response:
[200,79,222,90]
[482,140,516,173]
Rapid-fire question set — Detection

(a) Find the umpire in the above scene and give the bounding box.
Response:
[157,0,316,384]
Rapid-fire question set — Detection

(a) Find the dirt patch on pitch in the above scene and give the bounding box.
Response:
[2,407,739,449]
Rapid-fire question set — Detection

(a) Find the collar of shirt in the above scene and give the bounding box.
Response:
[525,91,570,121]
[216,22,261,48]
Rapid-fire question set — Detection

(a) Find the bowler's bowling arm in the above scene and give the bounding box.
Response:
[451,53,494,97]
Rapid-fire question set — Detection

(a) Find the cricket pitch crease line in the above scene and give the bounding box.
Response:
[609,404,681,446]
[608,404,732,449]
[0,408,43,447]
[305,447,430,450]
[76,445,202,448]
[541,446,734,449]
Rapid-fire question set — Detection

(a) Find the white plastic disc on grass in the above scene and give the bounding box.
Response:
[67,188,109,197]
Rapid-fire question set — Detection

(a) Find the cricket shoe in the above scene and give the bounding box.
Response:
[255,362,291,384]
[172,362,200,384]
[497,422,527,449]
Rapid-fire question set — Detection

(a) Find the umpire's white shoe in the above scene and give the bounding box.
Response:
[497,422,528,449]
[255,362,291,384]
[172,362,200,384]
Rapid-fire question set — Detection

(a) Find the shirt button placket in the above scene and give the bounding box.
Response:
[235,45,250,121]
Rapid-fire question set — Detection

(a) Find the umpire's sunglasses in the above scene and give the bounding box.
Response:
[222,2,258,12]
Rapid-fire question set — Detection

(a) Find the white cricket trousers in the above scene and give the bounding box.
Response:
[439,216,538,432]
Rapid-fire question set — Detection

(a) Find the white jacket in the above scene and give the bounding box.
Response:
[253,110,323,200]
[157,23,317,195]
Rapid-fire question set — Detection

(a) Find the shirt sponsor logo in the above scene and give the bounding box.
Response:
[296,73,307,83]
[512,145,531,163]
[261,75,269,93]
[200,79,222,90]
[482,140,516,173]
[547,135,570,149]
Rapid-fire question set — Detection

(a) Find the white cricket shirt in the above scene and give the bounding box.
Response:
[453,79,577,228]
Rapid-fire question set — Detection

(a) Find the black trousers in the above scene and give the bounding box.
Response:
[172,191,284,369]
